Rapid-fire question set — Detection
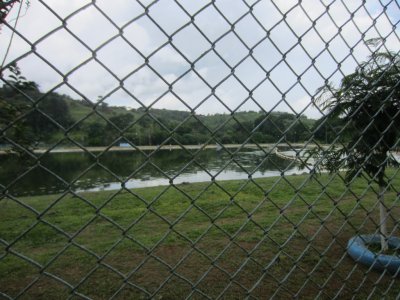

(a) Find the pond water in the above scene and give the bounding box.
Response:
[0,148,305,196]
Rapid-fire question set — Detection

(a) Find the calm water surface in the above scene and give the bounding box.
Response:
[0,148,304,196]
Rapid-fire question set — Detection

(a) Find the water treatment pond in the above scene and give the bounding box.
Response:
[0,148,304,196]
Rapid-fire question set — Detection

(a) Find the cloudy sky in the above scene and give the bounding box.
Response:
[1,0,399,118]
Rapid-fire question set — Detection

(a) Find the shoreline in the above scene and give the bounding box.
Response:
[0,143,317,155]
[9,167,310,198]
[10,171,311,199]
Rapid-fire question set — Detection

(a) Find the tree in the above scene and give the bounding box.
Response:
[3,63,38,91]
[0,63,38,155]
[0,1,24,28]
[85,122,106,146]
[107,113,134,130]
[308,46,400,250]
[0,94,33,149]
[1,63,74,147]
[311,115,347,144]
[24,93,73,140]
[104,113,135,145]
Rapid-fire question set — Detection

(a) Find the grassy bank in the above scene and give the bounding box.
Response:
[1,171,400,299]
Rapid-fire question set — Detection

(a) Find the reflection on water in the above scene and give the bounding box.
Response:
[0,148,303,196]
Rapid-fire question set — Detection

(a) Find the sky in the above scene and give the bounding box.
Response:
[1,0,399,119]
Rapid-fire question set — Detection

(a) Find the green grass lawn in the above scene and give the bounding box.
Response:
[1,171,400,299]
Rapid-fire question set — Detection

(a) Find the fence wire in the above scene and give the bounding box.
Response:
[1,0,400,299]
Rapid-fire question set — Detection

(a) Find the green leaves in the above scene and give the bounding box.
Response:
[313,49,400,185]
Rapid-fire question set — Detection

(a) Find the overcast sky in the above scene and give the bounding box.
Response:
[1,0,399,118]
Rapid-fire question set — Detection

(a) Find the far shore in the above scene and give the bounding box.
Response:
[0,143,319,155]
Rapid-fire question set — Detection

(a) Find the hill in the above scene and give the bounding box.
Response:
[1,83,317,147]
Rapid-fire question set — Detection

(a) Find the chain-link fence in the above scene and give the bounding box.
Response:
[1,0,400,299]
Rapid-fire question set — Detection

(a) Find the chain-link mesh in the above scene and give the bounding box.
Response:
[1,0,400,299]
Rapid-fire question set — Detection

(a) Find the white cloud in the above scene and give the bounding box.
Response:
[1,0,399,119]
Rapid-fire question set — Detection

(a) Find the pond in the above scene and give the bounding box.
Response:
[0,148,305,196]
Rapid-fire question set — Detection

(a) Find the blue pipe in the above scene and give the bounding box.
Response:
[347,234,400,275]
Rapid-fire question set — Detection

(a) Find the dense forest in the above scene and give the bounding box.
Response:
[0,66,330,148]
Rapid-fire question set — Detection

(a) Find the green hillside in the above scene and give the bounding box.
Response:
[1,74,317,148]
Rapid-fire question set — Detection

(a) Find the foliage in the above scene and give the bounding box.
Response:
[1,66,317,148]
[254,112,310,143]
[0,0,20,23]
[0,63,37,155]
[310,116,348,144]
[1,89,316,148]
[307,49,400,185]
[0,1,30,40]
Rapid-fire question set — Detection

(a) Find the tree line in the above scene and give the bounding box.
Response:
[1,66,326,148]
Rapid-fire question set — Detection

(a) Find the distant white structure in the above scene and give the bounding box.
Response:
[119,143,132,148]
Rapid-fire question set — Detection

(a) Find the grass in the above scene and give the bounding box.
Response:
[1,170,400,299]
